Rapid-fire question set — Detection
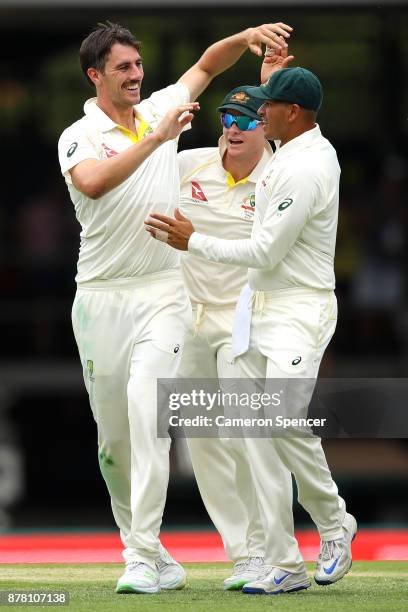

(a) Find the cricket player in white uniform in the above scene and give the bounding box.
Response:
[146,67,357,595]
[177,87,276,589]
[57,20,293,595]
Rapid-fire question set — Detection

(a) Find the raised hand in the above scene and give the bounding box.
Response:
[261,37,295,84]
[245,22,293,57]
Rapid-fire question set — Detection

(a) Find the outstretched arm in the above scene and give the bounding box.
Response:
[145,167,317,270]
[179,22,293,101]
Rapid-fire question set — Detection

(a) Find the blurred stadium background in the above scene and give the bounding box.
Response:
[0,0,407,550]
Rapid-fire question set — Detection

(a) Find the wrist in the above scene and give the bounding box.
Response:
[242,27,254,46]
[148,129,167,146]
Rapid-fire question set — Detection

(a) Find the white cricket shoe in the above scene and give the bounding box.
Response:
[156,543,186,590]
[242,566,311,595]
[223,556,266,590]
[116,561,160,594]
[314,512,357,585]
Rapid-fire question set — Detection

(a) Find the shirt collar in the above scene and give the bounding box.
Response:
[84,97,147,132]
[218,135,274,184]
[84,98,117,132]
[274,124,322,160]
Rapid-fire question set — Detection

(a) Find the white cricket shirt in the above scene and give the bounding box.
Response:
[189,125,340,291]
[58,83,190,284]
[178,137,273,306]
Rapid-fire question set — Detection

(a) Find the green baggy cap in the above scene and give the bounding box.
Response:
[247,68,323,112]
[217,85,265,120]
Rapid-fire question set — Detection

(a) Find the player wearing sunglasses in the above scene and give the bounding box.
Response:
[173,85,287,590]
[220,112,260,131]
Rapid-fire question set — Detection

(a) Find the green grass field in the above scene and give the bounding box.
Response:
[1,562,408,611]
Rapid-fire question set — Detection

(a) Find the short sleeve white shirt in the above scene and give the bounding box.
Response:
[58,83,190,284]
[178,137,273,306]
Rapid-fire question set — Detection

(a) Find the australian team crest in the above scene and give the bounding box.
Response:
[240,192,256,221]
[230,91,250,103]
[243,193,256,209]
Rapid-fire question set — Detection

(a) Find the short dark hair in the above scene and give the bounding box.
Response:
[79,21,141,87]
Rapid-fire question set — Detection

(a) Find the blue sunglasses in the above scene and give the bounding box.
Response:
[220,112,259,131]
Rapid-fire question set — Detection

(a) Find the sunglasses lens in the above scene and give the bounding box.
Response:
[221,113,258,131]
[235,116,252,130]
[221,113,233,128]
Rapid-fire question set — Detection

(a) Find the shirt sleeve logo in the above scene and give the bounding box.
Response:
[278,198,293,211]
[67,142,78,157]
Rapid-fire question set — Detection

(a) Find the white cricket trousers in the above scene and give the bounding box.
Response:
[177,304,293,563]
[234,288,346,572]
[72,269,192,569]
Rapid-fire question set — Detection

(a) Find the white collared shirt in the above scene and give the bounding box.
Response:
[189,125,340,291]
[58,83,190,283]
[178,137,273,306]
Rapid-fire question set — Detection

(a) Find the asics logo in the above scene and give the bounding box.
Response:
[274,572,291,585]
[323,557,340,575]
[67,142,78,157]
[278,198,293,211]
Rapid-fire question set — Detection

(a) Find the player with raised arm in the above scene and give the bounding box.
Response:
[146,64,357,595]
[57,19,293,595]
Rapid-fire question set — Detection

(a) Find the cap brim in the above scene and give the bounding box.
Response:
[217,103,260,121]
[246,86,272,101]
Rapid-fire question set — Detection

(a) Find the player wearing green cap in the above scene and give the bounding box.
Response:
[146,65,357,596]
[177,85,274,590]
